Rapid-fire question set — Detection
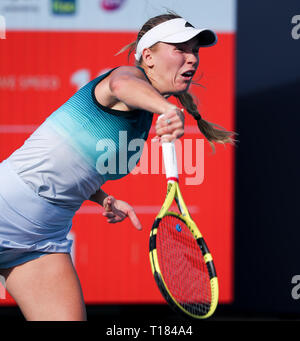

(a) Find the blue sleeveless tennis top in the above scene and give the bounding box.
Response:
[8,67,153,211]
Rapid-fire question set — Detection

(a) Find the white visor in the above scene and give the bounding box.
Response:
[135,18,217,61]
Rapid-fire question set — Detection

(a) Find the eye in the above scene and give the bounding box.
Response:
[175,46,185,52]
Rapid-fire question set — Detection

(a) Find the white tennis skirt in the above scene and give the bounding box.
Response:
[0,159,76,269]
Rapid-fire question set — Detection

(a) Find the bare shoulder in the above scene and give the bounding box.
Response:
[109,66,147,81]
[94,66,147,110]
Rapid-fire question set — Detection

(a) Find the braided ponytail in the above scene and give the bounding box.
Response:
[175,92,236,153]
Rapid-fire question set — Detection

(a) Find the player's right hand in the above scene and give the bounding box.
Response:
[154,106,184,143]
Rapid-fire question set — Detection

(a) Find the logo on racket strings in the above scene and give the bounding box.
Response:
[176,224,182,232]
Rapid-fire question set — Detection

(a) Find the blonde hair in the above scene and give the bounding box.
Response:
[116,13,237,152]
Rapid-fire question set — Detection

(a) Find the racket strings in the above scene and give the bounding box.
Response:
[157,215,211,316]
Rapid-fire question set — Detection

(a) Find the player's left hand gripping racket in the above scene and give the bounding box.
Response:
[149,115,219,319]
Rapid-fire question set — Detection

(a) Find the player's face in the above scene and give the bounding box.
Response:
[149,37,200,95]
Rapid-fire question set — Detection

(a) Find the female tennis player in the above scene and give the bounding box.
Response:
[0,13,233,320]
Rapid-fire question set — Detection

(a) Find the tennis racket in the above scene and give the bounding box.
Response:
[149,115,219,319]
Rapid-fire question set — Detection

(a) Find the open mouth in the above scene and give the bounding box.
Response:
[181,70,195,80]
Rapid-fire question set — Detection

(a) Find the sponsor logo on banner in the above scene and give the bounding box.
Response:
[101,0,126,11]
[51,0,76,15]
[0,75,60,91]
[0,0,40,13]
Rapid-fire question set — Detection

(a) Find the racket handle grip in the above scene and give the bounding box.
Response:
[162,142,179,181]
[157,114,179,181]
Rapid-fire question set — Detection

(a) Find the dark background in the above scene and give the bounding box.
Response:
[234,0,300,317]
[0,0,300,323]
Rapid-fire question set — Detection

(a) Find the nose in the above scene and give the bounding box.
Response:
[186,51,199,66]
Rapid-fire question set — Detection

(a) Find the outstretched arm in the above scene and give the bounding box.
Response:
[95,66,185,142]
[108,66,172,113]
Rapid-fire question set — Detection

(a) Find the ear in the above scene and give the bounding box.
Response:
[142,48,154,68]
